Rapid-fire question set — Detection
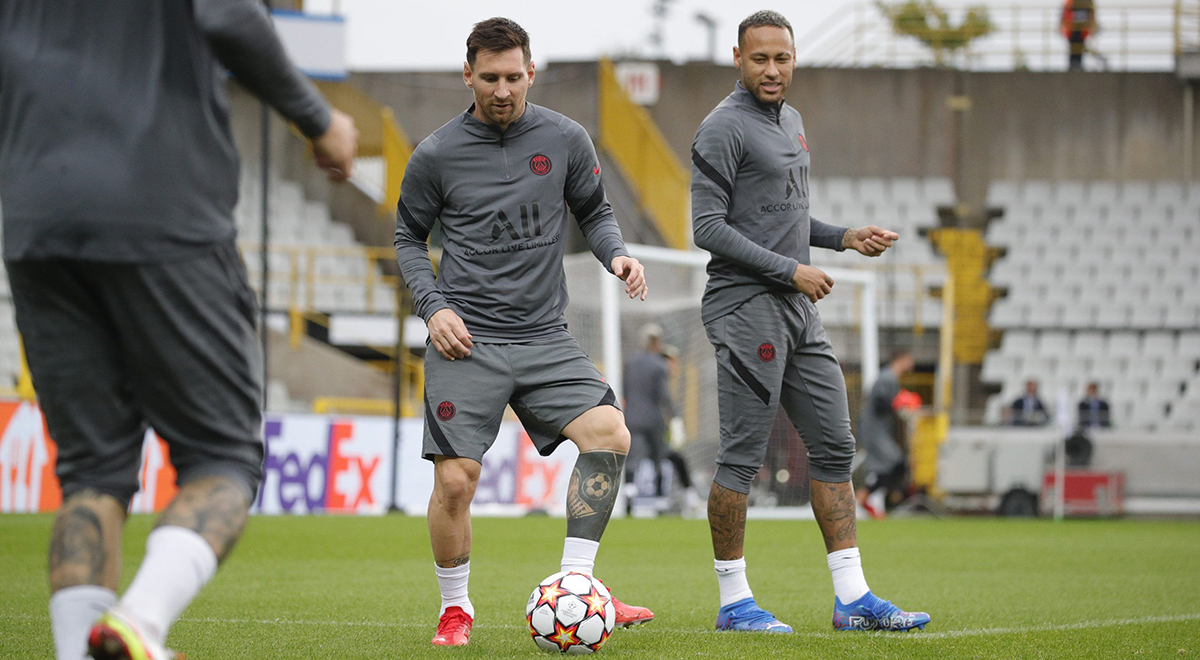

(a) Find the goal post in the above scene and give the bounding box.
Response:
[595,243,880,402]
[564,243,881,508]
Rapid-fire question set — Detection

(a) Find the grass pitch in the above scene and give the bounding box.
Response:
[1,514,1198,658]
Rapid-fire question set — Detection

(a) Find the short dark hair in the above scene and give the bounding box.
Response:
[738,10,794,47]
[889,350,913,365]
[466,17,531,67]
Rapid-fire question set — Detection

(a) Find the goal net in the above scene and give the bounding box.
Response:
[563,244,880,508]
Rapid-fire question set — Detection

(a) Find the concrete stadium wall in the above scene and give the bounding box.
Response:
[351,62,600,145]
[233,63,1194,234]
[650,64,1196,213]
[351,63,1195,216]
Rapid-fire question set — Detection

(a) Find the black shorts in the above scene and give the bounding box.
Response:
[7,241,264,506]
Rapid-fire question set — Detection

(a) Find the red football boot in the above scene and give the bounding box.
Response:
[598,580,655,628]
[431,606,473,646]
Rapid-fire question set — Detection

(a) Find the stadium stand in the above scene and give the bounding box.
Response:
[808,177,950,329]
[234,168,397,317]
[982,180,1200,430]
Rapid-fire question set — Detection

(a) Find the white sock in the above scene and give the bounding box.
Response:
[560,537,600,575]
[50,585,116,660]
[714,558,754,607]
[118,526,217,643]
[827,547,870,604]
[435,562,474,618]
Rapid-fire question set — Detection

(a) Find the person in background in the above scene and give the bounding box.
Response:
[660,344,703,515]
[1061,0,1097,71]
[1011,380,1051,426]
[1076,381,1111,429]
[623,324,675,504]
[855,351,915,520]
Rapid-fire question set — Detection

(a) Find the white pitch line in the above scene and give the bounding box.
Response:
[5,612,1198,640]
[887,613,1200,641]
[175,612,1200,640]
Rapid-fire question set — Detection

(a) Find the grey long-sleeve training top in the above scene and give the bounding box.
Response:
[0,0,331,263]
[394,102,628,343]
[691,81,849,324]
[623,350,675,432]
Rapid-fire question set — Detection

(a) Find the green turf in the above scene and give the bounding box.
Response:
[2,514,1198,658]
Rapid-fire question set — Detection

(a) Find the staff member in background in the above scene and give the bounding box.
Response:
[855,351,916,520]
[1076,382,1111,429]
[1061,0,1097,71]
[623,324,676,505]
[1010,380,1051,426]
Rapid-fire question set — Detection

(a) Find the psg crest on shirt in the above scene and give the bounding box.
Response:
[530,154,552,176]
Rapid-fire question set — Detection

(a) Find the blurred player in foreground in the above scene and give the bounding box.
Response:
[394,17,653,647]
[690,10,930,634]
[0,1,357,658]
[856,351,917,519]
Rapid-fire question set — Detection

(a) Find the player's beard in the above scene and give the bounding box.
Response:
[745,74,788,104]
[483,97,524,128]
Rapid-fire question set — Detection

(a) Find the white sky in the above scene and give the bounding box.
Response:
[301,0,855,71]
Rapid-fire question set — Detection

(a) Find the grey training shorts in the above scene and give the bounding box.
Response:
[705,292,855,490]
[6,241,265,506]
[422,332,617,462]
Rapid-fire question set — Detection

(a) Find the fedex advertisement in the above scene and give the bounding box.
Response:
[0,400,577,516]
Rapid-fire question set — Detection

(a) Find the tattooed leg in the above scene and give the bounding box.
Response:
[155,474,251,563]
[428,457,480,567]
[565,451,626,541]
[48,489,126,592]
[707,482,748,561]
[562,406,630,542]
[810,479,858,553]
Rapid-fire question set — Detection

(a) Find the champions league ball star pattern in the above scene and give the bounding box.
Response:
[526,571,616,654]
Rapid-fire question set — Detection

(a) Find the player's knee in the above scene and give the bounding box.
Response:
[570,408,630,453]
[434,460,480,509]
[609,423,631,453]
[808,433,856,483]
[714,463,757,494]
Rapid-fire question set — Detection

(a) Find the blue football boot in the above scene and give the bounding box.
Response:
[715,597,793,633]
[832,591,930,631]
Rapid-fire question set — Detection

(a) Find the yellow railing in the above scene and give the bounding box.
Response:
[910,412,950,493]
[311,355,423,417]
[0,338,37,401]
[597,59,690,250]
[381,108,412,218]
[237,242,399,316]
[313,81,414,217]
[928,229,994,365]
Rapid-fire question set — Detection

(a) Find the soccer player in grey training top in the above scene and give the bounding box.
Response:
[394,17,654,647]
[0,1,357,659]
[691,10,930,633]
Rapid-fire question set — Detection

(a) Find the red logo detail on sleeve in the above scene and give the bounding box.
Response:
[593,165,601,175]
[530,155,552,176]
[797,133,808,152]
[758,343,776,362]
[437,401,456,421]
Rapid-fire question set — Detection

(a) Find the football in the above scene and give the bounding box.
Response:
[525,571,616,654]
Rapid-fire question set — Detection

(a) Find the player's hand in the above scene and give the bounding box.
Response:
[845,226,899,257]
[612,256,648,301]
[428,308,473,360]
[311,109,358,182]
[791,264,833,302]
